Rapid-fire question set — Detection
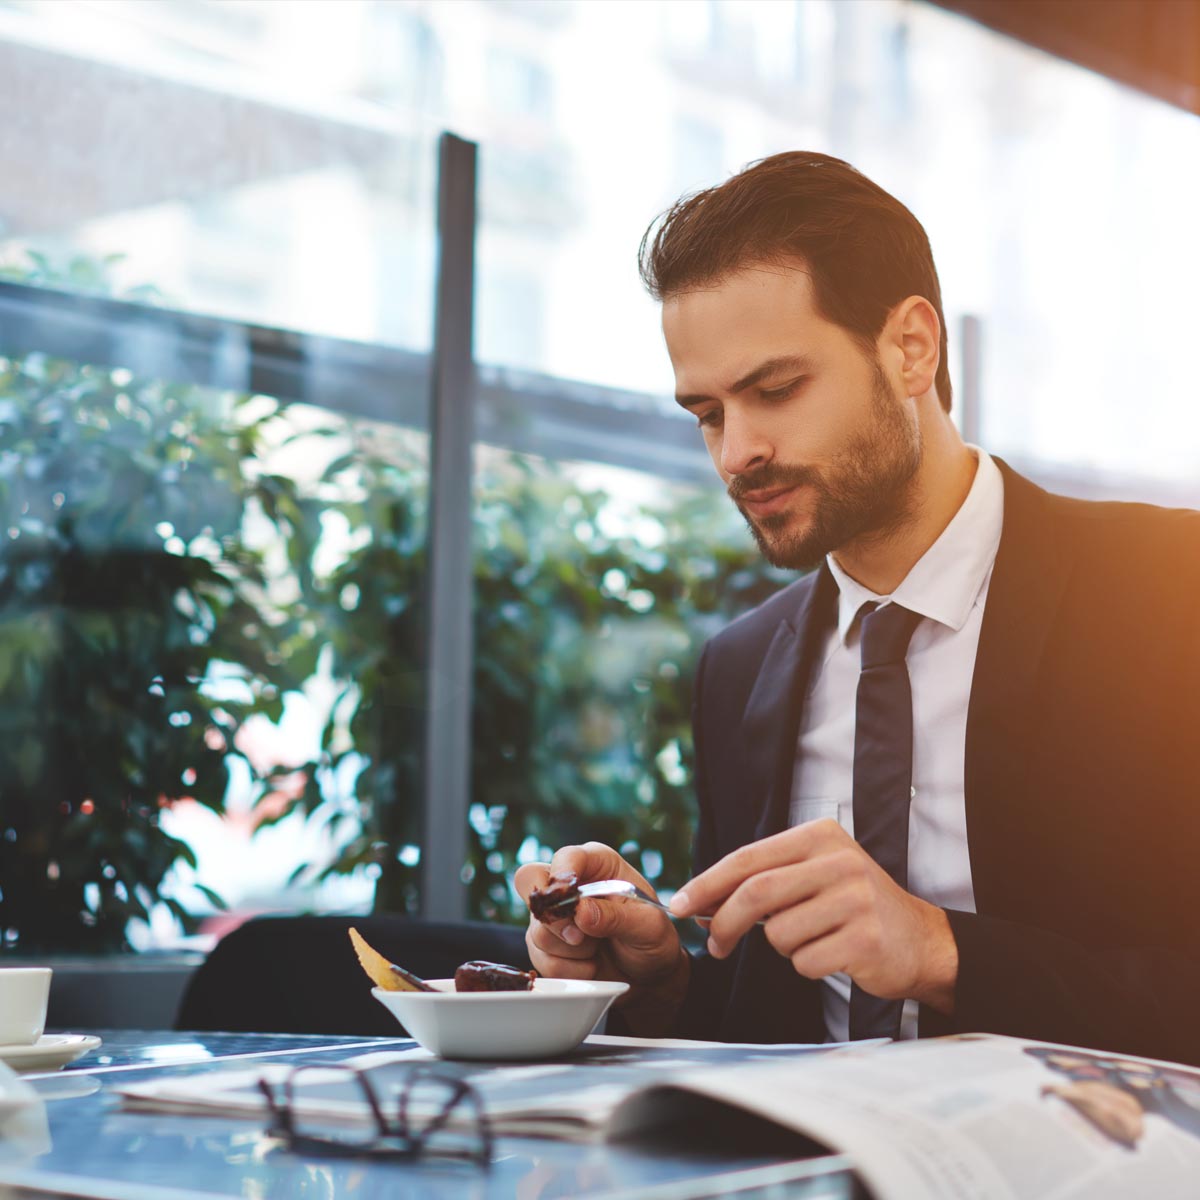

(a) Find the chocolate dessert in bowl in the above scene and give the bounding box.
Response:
[349,928,627,1060]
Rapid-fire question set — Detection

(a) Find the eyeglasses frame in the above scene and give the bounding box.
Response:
[257,1061,493,1167]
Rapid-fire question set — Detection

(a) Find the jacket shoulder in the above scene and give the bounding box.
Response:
[705,573,817,658]
[1042,488,1200,568]
[1000,460,1200,577]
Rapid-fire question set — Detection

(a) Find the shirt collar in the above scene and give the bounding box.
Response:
[827,447,1005,645]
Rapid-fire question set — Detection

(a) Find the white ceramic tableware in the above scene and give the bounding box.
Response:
[0,968,52,1046]
[372,977,629,1060]
[0,1033,103,1073]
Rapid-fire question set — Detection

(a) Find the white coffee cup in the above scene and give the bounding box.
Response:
[0,968,52,1046]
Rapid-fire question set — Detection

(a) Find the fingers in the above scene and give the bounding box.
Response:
[519,842,657,904]
[703,850,863,958]
[783,922,895,993]
[512,862,550,902]
[573,895,674,952]
[514,842,628,906]
[759,883,863,961]
[514,861,591,959]
[672,819,845,919]
[526,909,595,957]
[549,841,642,887]
[516,843,681,986]
[524,923,598,981]
[1045,1082,1144,1148]
[525,841,660,942]
[786,925,866,984]
[524,900,602,979]
[517,847,623,973]
[665,826,943,1004]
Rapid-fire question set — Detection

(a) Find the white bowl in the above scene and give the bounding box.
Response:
[372,977,629,1060]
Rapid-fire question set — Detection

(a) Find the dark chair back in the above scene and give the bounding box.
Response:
[174,914,532,1035]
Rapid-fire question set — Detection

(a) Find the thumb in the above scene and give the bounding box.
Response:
[513,862,551,903]
[550,841,628,885]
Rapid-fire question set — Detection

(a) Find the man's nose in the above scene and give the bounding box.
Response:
[719,410,772,477]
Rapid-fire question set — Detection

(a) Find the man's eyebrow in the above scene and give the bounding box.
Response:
[675,354,815,409]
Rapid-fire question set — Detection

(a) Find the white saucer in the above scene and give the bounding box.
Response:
[0,1034,102,1073]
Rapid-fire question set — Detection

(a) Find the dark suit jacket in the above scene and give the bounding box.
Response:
[672,460,1200,1065]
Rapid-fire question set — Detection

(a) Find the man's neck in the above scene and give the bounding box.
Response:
[832,429,977,596]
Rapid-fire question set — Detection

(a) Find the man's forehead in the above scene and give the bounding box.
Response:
[663,266,825,392]
[664,266,821,347]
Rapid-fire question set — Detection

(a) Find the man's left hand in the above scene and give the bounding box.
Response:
[669,819,958,1014]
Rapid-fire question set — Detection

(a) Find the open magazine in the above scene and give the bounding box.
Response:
[117,1033,1200,1200]
[116,1034,850,1141]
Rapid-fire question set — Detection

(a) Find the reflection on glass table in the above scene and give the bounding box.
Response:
[0,1031,865,1200]
[55,1029,410,1073]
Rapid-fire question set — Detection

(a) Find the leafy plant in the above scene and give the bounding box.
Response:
[288,432,787,922]
[265,418,431,915]
[0,257,318,952]
[0,253,790,952]
[463,455,789,920]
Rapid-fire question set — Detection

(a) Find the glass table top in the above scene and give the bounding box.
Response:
[0,1030,865,1200]
[59,1028,409,1072]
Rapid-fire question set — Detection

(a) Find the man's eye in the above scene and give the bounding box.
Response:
[696,409,722,429]
[761,377,806,402]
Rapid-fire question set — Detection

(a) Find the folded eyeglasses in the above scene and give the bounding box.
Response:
[257,1062,492,1167]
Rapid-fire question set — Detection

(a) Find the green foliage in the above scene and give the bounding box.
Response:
[296,434,788,923]
[463,459,788,921]
[271,420,430,915]
[0,255,791,953]
[0,260,314,952]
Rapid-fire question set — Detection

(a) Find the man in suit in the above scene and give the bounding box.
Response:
[514,151,1200,1064]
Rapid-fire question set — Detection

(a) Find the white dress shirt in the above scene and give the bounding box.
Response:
[789,447,1004,1041]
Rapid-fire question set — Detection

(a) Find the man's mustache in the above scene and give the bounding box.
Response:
[727,465,819,503]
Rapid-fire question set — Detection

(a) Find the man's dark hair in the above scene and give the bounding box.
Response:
[639,151,953,412]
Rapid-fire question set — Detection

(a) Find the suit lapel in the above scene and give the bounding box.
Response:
[727,564,836,1045]
[743,563,839,841]
[965,460,1074,911]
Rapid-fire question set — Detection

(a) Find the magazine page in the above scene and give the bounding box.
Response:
[609,1034,1200,1200]
[117,1034,865,1142]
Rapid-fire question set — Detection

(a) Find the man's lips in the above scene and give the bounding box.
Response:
[738,484,799,517]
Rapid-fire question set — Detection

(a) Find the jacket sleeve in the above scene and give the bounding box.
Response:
[935,573,1200,1066]
[939,912,1200,1065]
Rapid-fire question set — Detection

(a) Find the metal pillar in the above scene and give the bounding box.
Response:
[419,133,478,921]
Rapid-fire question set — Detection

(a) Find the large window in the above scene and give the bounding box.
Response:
[4,0,1196,468]
[1,0,1195,952]
[0,0,439,949]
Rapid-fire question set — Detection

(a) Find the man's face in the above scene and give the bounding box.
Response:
[663,264,921,570]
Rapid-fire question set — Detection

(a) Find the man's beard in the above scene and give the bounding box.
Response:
[728,362,921,570]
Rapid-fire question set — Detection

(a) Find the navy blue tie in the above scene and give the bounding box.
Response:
[849,601,922,1041]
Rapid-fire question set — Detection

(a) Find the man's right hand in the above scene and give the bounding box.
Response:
[513,842,690,1036]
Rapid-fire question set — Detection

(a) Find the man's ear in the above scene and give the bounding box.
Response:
[885,296,940,399]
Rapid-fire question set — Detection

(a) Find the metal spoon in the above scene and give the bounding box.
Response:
[551,879,767,925]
